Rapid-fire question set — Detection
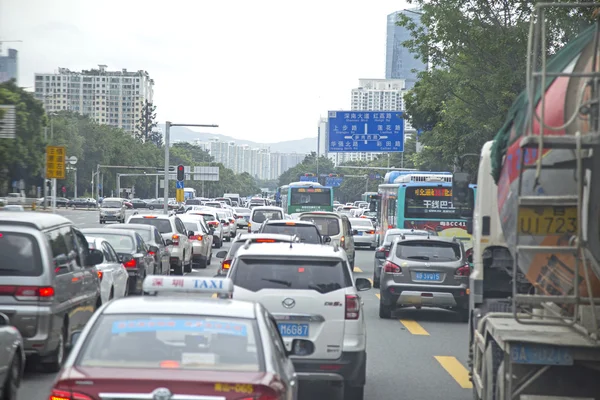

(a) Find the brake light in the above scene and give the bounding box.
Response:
[0,285,55,301]
[148,250,156,256]
[143,216,157,219]
[456,264,471,276]
[97,271,103,281]
[123,258,137,268]
[340,235,346,249]
[191,235,202,241]
[229,218,235,224]
[285,222,296,226]
[172,234,180,246]
[248,225,252,233]
[49,388,93,400]
[377,246,390,257]
[345,294,360,319]
[367,230,375,234]
[222,260,231,270]
[255,239,275,243]
[383,261,402,273]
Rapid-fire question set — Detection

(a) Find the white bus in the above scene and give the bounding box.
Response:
[183,188,197,200]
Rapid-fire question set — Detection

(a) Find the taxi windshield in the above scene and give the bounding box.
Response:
[77,314,263,372]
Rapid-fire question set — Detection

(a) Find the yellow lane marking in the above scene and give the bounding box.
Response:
[399,319,429,336]
[354,267,363,273]
[434,356,473,389]
[211,293,217,298]
[367,278,373,285]
[375,293,380,299]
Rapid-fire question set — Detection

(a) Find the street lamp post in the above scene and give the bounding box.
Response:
[163,121,218,214]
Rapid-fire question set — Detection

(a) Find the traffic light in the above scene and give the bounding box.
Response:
[46,180,51,189]
[176,164,185,181]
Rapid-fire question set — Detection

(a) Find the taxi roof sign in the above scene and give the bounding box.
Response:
[142,276,233,295]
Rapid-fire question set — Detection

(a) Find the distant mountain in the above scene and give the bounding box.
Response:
[160,124,316,154]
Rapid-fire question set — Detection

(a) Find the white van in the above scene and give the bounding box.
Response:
[248,206,284,233]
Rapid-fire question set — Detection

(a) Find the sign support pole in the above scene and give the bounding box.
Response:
[51,178,56,213]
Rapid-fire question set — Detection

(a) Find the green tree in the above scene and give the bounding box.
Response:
[397,0,593,174]
[277,152,335,187]
[135,100,161,146]
[0,80,46,196]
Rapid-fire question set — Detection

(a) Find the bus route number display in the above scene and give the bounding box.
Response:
[414,188,452,197]
[296,188,324,193]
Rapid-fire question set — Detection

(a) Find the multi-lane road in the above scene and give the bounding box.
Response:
[17,208,472,400]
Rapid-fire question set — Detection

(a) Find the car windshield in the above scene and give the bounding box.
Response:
[77,314,261,372]
[252,210,282,223]
[128,218,173,234]
[261,224,321,244]
[395,240,461,261]
[232,258,350,293]
[89,233,135,252]
[350,219,373,228]
[102,201,122,208]
[0,232,42,276]
[299,216,340,236]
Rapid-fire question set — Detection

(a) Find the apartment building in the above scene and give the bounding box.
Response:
[34,64,154,135]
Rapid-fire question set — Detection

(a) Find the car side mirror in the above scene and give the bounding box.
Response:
[375,250,386,259]
[188,230,195,238]
[70,330,83,347]
[88,248,104,266]
[54,254,69,267]
[287,339,315,357]
[352,229,359,235]
[322,235,331,243]
[119,254,133,263]
[355,277,372,291]
[165,239,173,246]
[148,245,159,254]
[216,250,228,258]
[0,312,9,326]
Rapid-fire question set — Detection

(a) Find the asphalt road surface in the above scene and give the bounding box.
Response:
[17,209,472,400]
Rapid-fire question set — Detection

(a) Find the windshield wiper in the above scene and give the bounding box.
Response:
[262,278,292,287]
[406,255,430,260]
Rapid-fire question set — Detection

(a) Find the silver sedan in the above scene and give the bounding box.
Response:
[0,312,25,400]
[349,218,377,249]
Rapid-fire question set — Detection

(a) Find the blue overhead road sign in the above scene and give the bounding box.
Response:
[327,111,404,153]
[176,181,185,189]
[326,177,343,187]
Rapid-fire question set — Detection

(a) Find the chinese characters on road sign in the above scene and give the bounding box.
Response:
[327,111,405,153]
[46,146,66,179]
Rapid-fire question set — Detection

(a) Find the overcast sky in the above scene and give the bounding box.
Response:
[0,0,410,143]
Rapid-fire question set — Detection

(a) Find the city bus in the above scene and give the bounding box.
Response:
[184,188,197,200]
[278,181,334,214]
[377,172,477,248]
[361,192,378,203]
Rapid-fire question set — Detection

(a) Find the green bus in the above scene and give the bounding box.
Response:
[278,182,334,214]
[362,192,378,203]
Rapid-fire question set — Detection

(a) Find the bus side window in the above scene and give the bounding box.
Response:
[388,198,397,227]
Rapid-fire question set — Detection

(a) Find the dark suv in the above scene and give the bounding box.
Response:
[257,220,328,244]
[379,236,470,321]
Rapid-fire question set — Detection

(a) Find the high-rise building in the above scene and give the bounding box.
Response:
[325,79,413,166]
[0,48,18,84]
[33,65,154,135]
[385,9,427,89]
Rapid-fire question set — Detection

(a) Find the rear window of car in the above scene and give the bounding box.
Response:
[395,240,461,261]
[350,219,373,228]
[127,228,152,242]
[185,199,201,205]
[91,233,135,253]
[235,208,250,214]
[251,210,282,223]
[182,222,199,232]
[77,314,262,372]
[261,224,321,244]
[128,218,172,234]
[232,258,351,293]
[0,232,43,276]
[299,216,340,236]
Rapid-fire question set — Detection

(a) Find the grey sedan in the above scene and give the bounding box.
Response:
[0,312,25,400]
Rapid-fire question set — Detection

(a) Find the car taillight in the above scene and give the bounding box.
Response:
[455,264,471,276]
[377,246,390,258]
[49,388,93,400]
[223,222,229,226]
[248,225,252,233]
[148,250,156,256]
[172,234,180,246]
[222,260,231,270]
[97,271,103,281]
[192,235,202,241]
[340,235,346,249]
[367,230,375,234]
[229,218,235,224]
[0,285,55,301]
[383,261,402,273]
[345,294,360,319]
[123,258,137,268]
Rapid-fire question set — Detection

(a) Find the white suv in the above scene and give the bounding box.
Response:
[227,241,372,400]
[126,214,193,275]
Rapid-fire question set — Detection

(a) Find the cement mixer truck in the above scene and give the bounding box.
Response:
[456,3,600,399]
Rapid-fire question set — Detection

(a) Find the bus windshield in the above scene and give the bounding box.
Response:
[290,188,331,206]
[404,186,474,219]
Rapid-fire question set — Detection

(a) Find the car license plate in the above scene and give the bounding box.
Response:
[357,231,363,236]
[278,323,309,337]
[517,206,577,235]
[414,272,440,281]
[510,343,573,366]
